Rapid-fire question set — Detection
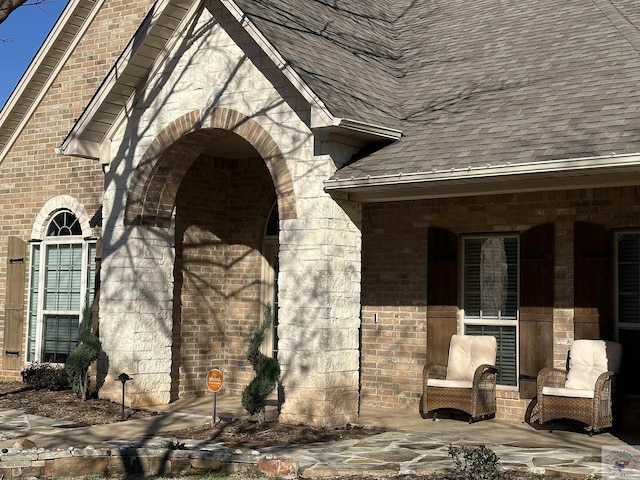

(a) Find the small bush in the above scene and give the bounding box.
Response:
[66,301,102,400]
[242,306,281,419]
[21,362,68,391]
[448,444,501,480]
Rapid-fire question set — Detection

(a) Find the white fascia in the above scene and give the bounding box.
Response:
[0,0,105,164]
[59,0,199,160]
[218,0,401,142]
[324,153,640,189]
[218,0,335,127]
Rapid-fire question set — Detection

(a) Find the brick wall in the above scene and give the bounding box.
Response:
[360,186,640,420]
[174,154,276,398]
[0,0,152,377]
[360,204,428,409]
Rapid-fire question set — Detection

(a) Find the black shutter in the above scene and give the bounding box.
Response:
[519,223,554,398]
[427,227,458,365]
[574,222,612,340]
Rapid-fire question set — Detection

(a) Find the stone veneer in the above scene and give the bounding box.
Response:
[97,6,361,426]
[0,446,270,478]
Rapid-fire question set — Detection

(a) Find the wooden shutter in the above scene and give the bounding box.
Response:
[519,223,554,398]
[4,237,26,370]
[426,227,458,365]
[574,222,612,340]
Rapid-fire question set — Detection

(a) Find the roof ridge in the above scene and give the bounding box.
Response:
[592,0,640,55]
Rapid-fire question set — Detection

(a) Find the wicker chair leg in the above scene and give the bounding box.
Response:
[468,416,474,424]
[432,412,438,421]
[549,423,554,433]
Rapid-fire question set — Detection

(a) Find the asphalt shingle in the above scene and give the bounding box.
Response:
[233,0,640,181]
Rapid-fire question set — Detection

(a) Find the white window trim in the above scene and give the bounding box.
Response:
[460,234,520,387]
[29,240,94,364]
[26,201,97,365]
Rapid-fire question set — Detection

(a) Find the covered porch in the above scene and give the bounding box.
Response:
[154,393,640,478]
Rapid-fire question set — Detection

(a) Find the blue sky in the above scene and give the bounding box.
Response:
[0,0,68,108]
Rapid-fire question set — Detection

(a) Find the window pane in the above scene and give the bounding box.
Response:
[47,210,82,236]
[465,324,517,386]
[44,244,82,310]
[464,237,517,319]
[43,314,79,363]
[618,233,640,323]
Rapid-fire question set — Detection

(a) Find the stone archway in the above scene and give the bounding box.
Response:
[125,108,296,227]
[122,107,297,400]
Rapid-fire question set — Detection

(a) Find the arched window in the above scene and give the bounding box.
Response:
[27,209,97,363]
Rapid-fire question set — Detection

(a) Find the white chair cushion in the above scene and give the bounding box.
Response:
[565,340,622,391]
[427,378,473,389]
[542,386,594,399]
[446,335,497,382]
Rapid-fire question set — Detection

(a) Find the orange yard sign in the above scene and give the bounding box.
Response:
[207,369,223,393]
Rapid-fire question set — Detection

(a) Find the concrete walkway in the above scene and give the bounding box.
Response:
[1,394,640,478]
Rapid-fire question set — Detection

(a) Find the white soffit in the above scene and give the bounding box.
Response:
[0,0,103,164]
[59,0,199,159]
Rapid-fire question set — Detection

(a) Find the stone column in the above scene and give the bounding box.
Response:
[98,167,176,407]
[276,138,363,427]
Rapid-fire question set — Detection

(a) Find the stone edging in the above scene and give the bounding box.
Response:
[0,446,298,478]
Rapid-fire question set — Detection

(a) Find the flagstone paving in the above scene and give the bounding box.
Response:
[2,396,640,478]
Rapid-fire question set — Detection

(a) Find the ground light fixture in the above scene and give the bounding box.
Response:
[117,373,132,421]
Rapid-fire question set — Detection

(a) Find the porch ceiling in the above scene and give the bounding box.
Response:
[324,153,640,202]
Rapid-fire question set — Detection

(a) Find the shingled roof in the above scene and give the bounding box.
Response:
[235,0,640,194]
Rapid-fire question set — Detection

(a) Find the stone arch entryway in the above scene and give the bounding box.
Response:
[124,107,296,400]
[125,108,296,227]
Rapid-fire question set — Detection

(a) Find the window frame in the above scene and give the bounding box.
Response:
[461,233,520,389]
[614,229,640,333]
[26,210,97,364]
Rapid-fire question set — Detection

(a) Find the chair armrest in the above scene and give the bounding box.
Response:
[594,370,615,394]
[424,362,447,382]
[537,367,567,396]
[472,364,498,386]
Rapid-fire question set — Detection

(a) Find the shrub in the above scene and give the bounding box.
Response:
[21,362,68,390]
[66,301,102,400]
[241,306,281,420]
[448,444,501,480]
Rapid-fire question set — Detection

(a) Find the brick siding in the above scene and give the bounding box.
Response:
[0,0,153,377]
[361,186,640,420]
[174,153,276,398]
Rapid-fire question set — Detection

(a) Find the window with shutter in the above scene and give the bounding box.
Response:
[27,210,97,363]
[463,235,518,386]
[615,231,640,396]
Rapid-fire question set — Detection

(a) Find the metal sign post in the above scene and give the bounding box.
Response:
[206,368,223,426]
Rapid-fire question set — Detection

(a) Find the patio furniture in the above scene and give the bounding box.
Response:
[421,334,498,423]
[537,339,622,435]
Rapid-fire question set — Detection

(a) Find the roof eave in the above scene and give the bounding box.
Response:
[59,0,199,159]
[0,0,103,164]
[325,153,640,202]
[311,118,403,147]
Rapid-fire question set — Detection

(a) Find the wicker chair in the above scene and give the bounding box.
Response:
[421,335,498,423]
[537,339,622,435]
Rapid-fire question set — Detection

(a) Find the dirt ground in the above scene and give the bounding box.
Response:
[0,381,381,448]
